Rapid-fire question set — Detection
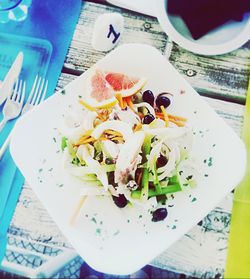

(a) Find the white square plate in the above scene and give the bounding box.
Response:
[10,44,246,275]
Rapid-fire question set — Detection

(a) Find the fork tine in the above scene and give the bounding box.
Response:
[30,76,42,105]
[17,80,23,102]
[10,79,19,100]
[34,78,45,106]
[20,81,26,105]
[40,79,48,102]
[26,75,38,105]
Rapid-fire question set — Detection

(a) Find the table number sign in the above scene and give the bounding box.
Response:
[92,13,124,51]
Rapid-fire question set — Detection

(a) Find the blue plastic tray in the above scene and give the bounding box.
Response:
[0,32,52,141]
[0,32,52,100]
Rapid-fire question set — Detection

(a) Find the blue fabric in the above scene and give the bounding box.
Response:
[0,151,17,218]
[0,168,21,257]
[0,33,52,217]
[0,0,82,264]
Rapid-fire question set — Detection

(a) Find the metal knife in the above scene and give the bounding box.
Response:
[0,52,24,106]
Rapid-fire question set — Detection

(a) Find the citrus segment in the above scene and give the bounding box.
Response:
[105,73,139,91]
[105,72,146,97]
[83,68,146,109]
[91,70,114,102]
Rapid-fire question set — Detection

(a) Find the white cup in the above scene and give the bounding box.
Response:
[155,0,250,55]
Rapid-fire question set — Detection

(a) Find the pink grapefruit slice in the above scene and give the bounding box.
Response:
[83,68,146,109]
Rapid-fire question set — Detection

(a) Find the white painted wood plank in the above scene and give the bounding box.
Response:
[64,2,168,72]
[169,42,250,101]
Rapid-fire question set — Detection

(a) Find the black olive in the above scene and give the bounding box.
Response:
[105,158,114,165]
[112,194,128,208]
[108,172,115,185]
[151,208,168,222]
[135,168,142,185]
[156,155,168,168]
[143,113,155,124]
[197,220,203,226]
[148,182,155,189]
[156,195,167,205]
[142,90,154,107]
[155,95,171,109]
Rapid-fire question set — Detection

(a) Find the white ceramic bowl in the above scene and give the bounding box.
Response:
[156,0,250,55]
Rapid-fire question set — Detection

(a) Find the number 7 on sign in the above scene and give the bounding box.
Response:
[107,24,120,44]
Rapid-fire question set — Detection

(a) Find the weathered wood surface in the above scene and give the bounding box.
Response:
[7,1,250,278]
[169,42,250,103]
[64,1,167,73]
[65,1,250,104]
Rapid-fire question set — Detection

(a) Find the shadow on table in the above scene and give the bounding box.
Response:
[79,262,198,279]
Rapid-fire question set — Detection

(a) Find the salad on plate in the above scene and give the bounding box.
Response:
[60,68,196,222]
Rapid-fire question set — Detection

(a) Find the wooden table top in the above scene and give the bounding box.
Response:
[3,1,249,278]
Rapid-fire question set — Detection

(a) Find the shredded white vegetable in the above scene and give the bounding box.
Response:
[91,120,133,141]
[60,71,195,211]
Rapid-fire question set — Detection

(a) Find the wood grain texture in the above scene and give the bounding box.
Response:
[64,2,167,72]
[168,41,250,103]
[64,1,250,104]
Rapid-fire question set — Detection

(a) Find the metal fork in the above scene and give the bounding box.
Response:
[22,75,48,114]
[0,80,26,133]
[0,75,48,160]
